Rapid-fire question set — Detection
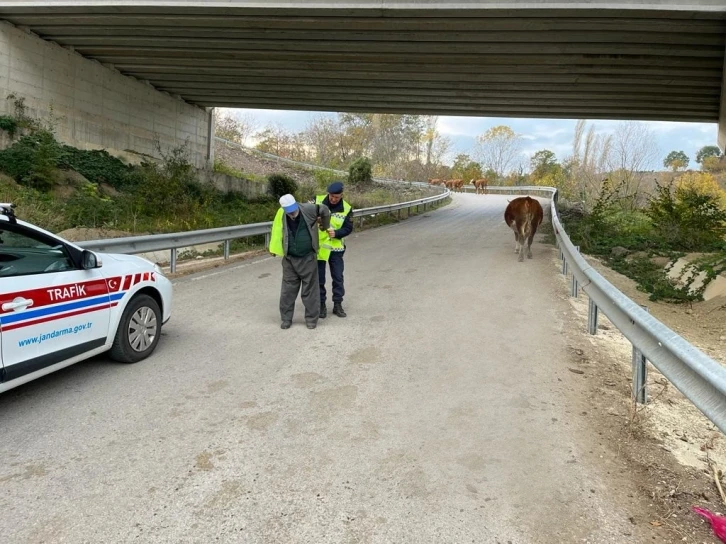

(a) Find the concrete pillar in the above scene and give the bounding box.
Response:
[720,44,726,152]
[206,107,215,167]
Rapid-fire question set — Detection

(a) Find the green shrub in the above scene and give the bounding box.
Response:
[0,115,18,138]
[348,157,372,186]
[608,255,699,303]
[58,146,132,189]
[63,181,116,228]
[0,130,62,191]
[647,182,726,251]
[267,173,298,200]
[564,181,656,255]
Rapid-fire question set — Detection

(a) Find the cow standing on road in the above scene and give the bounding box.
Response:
[504,196,544,262]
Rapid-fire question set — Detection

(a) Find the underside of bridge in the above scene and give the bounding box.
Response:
[1,2,725,141]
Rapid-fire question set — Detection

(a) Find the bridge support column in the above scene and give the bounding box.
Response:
[206,107,216,167]
[720,44,726,151]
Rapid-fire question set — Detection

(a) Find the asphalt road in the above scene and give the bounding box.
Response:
[1,194,651,543]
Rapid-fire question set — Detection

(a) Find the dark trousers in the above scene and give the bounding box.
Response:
[280,253,319,324]
[318,250,345,305]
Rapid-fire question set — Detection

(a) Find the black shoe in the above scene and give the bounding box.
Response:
[320,304,327,319]
[281,321,292,329]
[306,321,317,329]
[333,303,347,318]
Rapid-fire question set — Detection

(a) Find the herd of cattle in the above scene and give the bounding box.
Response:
[428,178,489,194]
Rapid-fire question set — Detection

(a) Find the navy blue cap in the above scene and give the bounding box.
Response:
[327,181,344,194]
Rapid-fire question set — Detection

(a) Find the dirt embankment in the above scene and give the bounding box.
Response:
[555,246,726,543]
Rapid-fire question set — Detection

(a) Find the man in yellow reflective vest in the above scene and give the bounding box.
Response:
[269,194,331,329]
[316,181,353,318]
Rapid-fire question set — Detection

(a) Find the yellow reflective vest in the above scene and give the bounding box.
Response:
[270,207,333,261]
[316,195,351,261]
[269,208,286,257]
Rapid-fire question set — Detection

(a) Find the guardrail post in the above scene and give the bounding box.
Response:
[587,299,599,335]
[632,305,650,404]
[170,248,177,274]
[398,208,401,220]
[223,240,230,260]
[265,232,270,249]
[570,246,580,296]
[562,256,568,276]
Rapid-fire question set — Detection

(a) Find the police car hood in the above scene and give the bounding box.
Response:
[99,252,158,271]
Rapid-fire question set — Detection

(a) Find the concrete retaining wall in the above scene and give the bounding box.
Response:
[0,21,211,168]
[196,170,270,200]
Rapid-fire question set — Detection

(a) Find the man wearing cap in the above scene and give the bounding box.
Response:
[269,194,331,329]
[316,181,354,318]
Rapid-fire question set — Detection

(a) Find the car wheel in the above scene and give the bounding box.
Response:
[110,294,162,363]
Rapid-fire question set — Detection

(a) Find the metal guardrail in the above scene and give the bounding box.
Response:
[489,185,726,434]
[78,188,450,272]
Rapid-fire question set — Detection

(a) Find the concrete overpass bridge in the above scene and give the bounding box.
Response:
[0,1,725,148]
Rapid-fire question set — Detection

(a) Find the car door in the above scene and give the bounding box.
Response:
[0,222,110,383]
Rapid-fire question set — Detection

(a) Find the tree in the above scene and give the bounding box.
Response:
[696,145,721,165]
[304,115,344,167]
[255,123,307,160]
[568,119,612,203]
[214,109,258,145]
[421,116,452,178]
[530,149,559,180]
[607,121,659,209]
[474,125,523,179]
[703,155,726,173]
[663,150,689,172]
[451,153,482,181]
[675,171,726,207]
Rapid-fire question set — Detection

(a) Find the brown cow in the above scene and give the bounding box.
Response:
[445,178,463,192]
[471,178,489,195]
[428,178,444,186]
[504,196,544,262]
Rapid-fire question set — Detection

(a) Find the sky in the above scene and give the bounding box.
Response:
[219,107,720,172]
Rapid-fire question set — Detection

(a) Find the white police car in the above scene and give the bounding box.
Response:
[0,203,172,393]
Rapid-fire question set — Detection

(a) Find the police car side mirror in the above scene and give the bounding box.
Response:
[81,250,101,269]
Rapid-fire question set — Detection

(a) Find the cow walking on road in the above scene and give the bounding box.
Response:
[504,196,544,262]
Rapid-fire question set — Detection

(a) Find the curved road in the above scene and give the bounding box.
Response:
[2,194,651,543]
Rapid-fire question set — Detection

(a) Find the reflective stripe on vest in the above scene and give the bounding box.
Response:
[316,195,351,259]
